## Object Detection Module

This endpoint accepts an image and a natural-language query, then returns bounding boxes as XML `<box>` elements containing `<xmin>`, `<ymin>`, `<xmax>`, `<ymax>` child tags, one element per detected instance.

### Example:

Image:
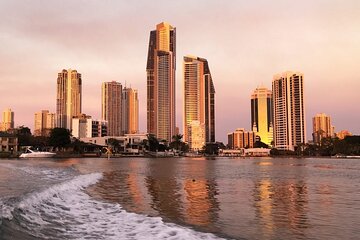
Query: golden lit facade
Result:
<box><xmin>272</xmin><ymin>71</ymin><xmax>306</xmax><ymax>151</ymax></box>
<box><xmin>312</xmin><ymin>113</ymin><xmax>334</xmax><ymax>144</ymax></box>
<box><xmin>187</xmin><ymin>121</ymin><xmax>205</xmax><ymax>151</ymax></box>
<box><xmin>336</xmin><ymin>130</ymin><xmax>352</xmax><ymax>140</ymax></box>
<box><xmin>102</xmin><ymin>81</ymin><xmax>122</xmax><ymax>136</ymax></box>
<box><xmin>183</xmin><ymin>55</ymin><xmax>215</xmax><ymax>148</ymax></box>
<box><xmin>251</xmin><ymin>86</ymin><xmax>273</xmax><ymax>146</ymax></box>
<box><xmin>34</xmin><ymin>110</ymin><xmax>55</xmax><ymax>136</ymax></box>
<box><xmin>122</xmin><ymin>87</ymin><xmax>139</xmax><ymax>134</ymax></box>
<box><xmin>228</xmin><ymin>128</ymin><xmax>256</xmax><ymax>149</ymax></box>
<box><xmin>146</xmin><ymin>22</ymin><xmax>176</xmax><ymax>142</ymax></box>
<box><xmin>56</xmin><ymin>69</ymin><xmax>82</xmax><ymax>130</ymax></box>
<box><xmin>0</xmin><ymin>108</ymin><xmax>14</xmax><ymax>131</ymax></box>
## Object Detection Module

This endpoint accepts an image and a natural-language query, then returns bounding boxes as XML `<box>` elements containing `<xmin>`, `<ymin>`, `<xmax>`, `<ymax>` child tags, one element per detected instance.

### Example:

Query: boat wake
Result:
<box><xmin>0</xmin><ymin>172</ymin><xmax>224</xmax><ymax>240</ymax></box>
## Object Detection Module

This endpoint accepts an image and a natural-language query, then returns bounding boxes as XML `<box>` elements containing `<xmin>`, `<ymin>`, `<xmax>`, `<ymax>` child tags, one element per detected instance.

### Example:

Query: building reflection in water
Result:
<box><xmin>181</xmin><ymin>158</ymin><xmax>220</xmax><ymax>232</ymax></box>
<box><xmin>145</xmin><ymin>159</ymin><xmax>184</xmax><ymax>221</ymax></box>
<box><xmin>124</xmin><ymin>161</ymin><xmax>148</xmax><ymax>212</ymax></box>
<box><xmin>87</xmin><ymin>161</ymin><xmax>154</xmax><ymax>214</ymax></box>
<box><xmin>253</xmin><ymin>178</ymin><xmax>309</xmax><ymax>238</ymax></box>
<box><xmin>183</xmin><ymin>178</ymin><xmax>220</xmax><ymax>227</ymax></box>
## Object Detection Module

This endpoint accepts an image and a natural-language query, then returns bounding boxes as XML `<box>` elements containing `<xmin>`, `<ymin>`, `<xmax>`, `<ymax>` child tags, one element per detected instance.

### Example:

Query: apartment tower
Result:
<box><xmin>312</xmin><ymin>113</ymin><xmax>334</xmax><ymax>144</ymax></box>
<box><xmin>272</xmin><ymin>71</ymin><xmax>306</xmax><ymax>151</ymax></box>
<box><xmin>34</xmin><ymin>110</ymin><xmax>55</xmax><ymax>136</ymax></box>
<box><xmin>146</xmin><ymin>22</ymin><xmax>176</xmax><ymax>142</ymax></box>
<box><xmin>122</xmin><ymin>87</ymin><xmax>139</xmax><ymax>134</ymax></box>
<box><xmin>251</xmin><ymin>86</ymin><xmax>273</xmax><ymax>146</ymax></box>
<box><xmin>183</xmin><ymin>55</ymin><xmax>215</xmax><ymax>148</ymax></box>
<box><xmin>102</xmin><ymin>81</ymin><xmax>122</xmax><ymax>136</ymax></box>
<box><xmin>0</xmin><ymin>108</ymin><xmax>14</xmax><ymax>131</ymax></box>
<box><xmin>56</xmin><ymin>69</ymin><xmax>82</xmax><ymax>130</ymax></box>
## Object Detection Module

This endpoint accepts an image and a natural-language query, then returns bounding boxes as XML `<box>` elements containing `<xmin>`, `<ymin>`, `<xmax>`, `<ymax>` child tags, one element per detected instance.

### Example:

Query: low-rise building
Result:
<box><xmin>228</xmin><ymin>128</ymin><xmax>256</xmax><ymax>149</ymax></box>
<box><xmin>80</xmin><ymin>133</ymin><xmax>147</xmax><ymax>154</ymax></box>
<box><xmin>0</xmin><ymin>132</ymin><xmax>18</xmax><ymax>152</ymax></box>
<box><xmin>336</xmin><ymin>130</ymin><xmax>352</xmax><ymax>140</ymax></box>
<box><xmin>72</xmin><ymin>114</ymin><xmax>107</xmax><ymax>138</ymax></box>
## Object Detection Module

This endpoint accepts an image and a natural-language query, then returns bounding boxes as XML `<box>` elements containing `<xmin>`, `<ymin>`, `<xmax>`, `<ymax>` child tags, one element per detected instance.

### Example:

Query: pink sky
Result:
<box><xmin>0</xmin><ymin>0</ymin><xmax>359</xmax><ymax>143</ymax></box>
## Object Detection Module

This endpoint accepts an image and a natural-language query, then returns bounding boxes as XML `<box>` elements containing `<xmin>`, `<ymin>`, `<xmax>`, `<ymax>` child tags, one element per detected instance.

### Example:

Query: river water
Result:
<box><xmin>0</xmin><ymin>157</ymin><xmax>359</xmax><ymax>239</ymax></box>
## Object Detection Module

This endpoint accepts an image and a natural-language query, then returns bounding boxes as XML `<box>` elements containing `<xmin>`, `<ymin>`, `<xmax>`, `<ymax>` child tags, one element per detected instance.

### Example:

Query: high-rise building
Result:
<box><xmin>122</xmin><ymin>87</ymin><xmax>139</xmax><ymax>134</ymax></box>
<box><xmin>183</xmin><ymin>55</ymin><xmax>215</xmax><ymax>148</ymax></box>
<box><xmin>312</xmin><ymin>113</ymin><xmax>334</xmax><ymax>144</ymax></box>
<box><xmin>102</xmin><ymin>81</ymin><xmax>122</xmax><ymax>136</ymax></box>
<box><xmin>272</xmin><ymin>71</ymin><xmax>306</xmax><ymax>151</ymax></box>
<box><xmin>56</xmin><ymin>69</ymin><xmax>82</xmax><ymax>130</ymax></box>
<box><xmin>251</xmin><ymin>86</ymin><xmax>273</xmax><ymax>146</ymax></box>
<box><xmin>146</xmin><ymin>22</ymin><xmax>176</xmax><ymax>142</ymax></box>
<box><xmin>0</xmin><ymin>108</ymin><xmax>14</xmax><ymax>131</ymax></box>
<box><xmin>228</xmin><ymin>128</ymin><xmax>256</xmax><ymax>149</ymax></box>
<box><xmin>34</xmin><ymin>110</ymin><xmax>55</xmax><ymax>136</ymax></box>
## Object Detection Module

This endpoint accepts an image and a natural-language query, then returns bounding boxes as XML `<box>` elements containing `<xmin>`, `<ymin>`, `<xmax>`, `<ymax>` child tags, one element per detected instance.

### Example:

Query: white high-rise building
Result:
<box><xmin>272</xmin><ymin>71</ymin><xmax>306</xmax><ymax>151</ymax></box>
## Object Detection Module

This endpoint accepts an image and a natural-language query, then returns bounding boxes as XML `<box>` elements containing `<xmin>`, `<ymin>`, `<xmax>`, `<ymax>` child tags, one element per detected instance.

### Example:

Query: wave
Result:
<box><xmin>1</xmin><ymin>172</ymin><xmax>225</xmax><ymax>240</ymax></box>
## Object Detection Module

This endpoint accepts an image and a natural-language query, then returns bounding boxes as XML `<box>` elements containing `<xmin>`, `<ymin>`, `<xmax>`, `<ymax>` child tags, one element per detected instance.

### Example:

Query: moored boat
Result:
<box><xmin>19</xmin><ymin>147</ymin><xmax>56</xmax><ymax>158</ymax></box>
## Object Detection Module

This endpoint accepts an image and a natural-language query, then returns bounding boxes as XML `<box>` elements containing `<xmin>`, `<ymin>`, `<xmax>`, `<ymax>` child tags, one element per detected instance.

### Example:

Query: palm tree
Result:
<box><xmin>170</xmin><ymin>134</ymin><xmax>183</xmax><ymax>151</ymax></box>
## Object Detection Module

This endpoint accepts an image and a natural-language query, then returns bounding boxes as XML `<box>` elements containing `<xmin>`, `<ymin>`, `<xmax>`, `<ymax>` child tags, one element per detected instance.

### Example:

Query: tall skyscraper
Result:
<box><xmin>122</xmin><ymin>87</ymin><xmax>139</xmax><ymax>134</ymax></box>
<box><xmin>56</xmin><ymin>69</ymin><xmax>82</xmax><ymax>130</ymax></box>
<box><xmin>312</xmin><ymin>113</ymin><xmax>334</xmax><ymax>144</ymax></box>
<box><xmin>34</xmin><ymin>110</ymin><xmax>55</xmax><ymax>136</ymax></box>
<box><xmin>183</xmin><ymin>55</ymin><xmax>215</xmax><ymax>148</ymax></box>
<box><xmin>251</xmin><ymin>86</ymin><xmax>273</xmax><ymax>146</ymax></box>
<box><xmin>0</xmin><ymin>108</ymin><xmax>14</xmax><ymax>131</ymax></box>
<box><xmin>272</xmin><ymin>71</ymin><xmax>306</xmax><ymax>151</ymax></box>
<box><xmin>102</xmin><ymin>81</ymin><xmax>122</xmax><ymax>136</ymax></box>
<box><xmin>146</xmin><ymin>22</ymin><xmax>176</xmax><ymax>142</ymax></box>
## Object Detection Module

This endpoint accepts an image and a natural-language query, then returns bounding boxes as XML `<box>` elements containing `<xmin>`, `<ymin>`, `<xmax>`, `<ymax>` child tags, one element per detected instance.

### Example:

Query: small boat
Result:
<box><xmin>19</xmin><ymin>147</ymin><xmax>56</xmax><ymax>158</ymax></box>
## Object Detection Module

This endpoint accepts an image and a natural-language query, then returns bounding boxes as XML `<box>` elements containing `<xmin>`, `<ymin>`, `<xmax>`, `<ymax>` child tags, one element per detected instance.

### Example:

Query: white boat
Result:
<box><xmin>19</xmin><ymin>147</ymin><xmax>56</xmax><ymax>158</ymax></box>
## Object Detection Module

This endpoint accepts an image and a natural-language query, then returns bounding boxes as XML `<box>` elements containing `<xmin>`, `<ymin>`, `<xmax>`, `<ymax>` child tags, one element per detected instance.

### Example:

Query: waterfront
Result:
<box><xmin>1</xmin><ymin>157</ymin><xmax>359</xmax><ymax>239</ymax></box>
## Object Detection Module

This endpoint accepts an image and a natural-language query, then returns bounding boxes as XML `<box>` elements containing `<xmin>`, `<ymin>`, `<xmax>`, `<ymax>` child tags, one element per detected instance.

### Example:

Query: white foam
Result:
<box><xmin>0</xmin><ymin>163</ymin><xmax>72</xmax><ymax>181</ymax></box>
<box><xmin>10</xmin><ymin>172</ymin><xmax>225</xmax><ymax>240</ymax></box>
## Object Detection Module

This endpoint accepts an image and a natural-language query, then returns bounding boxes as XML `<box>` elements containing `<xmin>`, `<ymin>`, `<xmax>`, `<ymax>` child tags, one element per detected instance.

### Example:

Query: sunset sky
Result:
<box><xmin>0</xmin><ymin>0</ymin><xmax>359</xmax><ymax>142</ymax></box>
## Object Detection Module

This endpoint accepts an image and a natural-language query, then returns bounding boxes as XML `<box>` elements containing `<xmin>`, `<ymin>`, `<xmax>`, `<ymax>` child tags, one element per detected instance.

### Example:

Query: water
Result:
<box><xmin>1</xmin><ymin>157</ymin><xmax>360</xmax><ymax>239</ymax></box>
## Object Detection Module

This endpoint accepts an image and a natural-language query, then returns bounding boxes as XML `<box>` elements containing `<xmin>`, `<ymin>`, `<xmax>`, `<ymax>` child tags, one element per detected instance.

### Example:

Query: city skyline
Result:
<box><xmin>1</xmin><ymin>1</ymin><xmax>359</xmax><ymax>143</ymax></box>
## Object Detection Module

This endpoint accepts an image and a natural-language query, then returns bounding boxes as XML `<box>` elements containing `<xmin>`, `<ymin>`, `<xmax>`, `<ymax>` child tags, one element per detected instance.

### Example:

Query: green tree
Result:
<box><xmin>49</xmin><ymin>128</ymin><xmax>71</xmax><ymax>149</ymax></box>
<box><xmin>15</xmin><ymin>126</ymin><xmax>32</xmax><ymax>146</ymax></box>
<box><xmin>107</xmin><ymin>138</ymin><xmax>120</xmax><ymax>153</ymax></box>
<box><xmin>32</xmin><ymin>136</ymin><xmax>50</xmax><ymax>149</ymax></box>
<box><xmin>147</xmin><ymin>134</ymin><xmax>159</xmax><ymax>152</ymax></box>
<box><xmin>169</xmin><ymin>134</ymin><xmax>183</xmax><ymax>151</ymax></box>
<box><xmin>254</xmin><ymin>141</ymin><xmax>269</xmax><ymax>148</ymax></box>
<box><xmin>202</xmin><ymin>142</ymin><xmax>220</xmax><ymax>155</ymax></box>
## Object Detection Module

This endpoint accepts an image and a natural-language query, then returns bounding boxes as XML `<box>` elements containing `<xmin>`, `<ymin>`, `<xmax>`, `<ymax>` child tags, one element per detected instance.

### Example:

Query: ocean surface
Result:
<box><xmin>0</xmin><ymin>157</ymin><xmax>359</xmax><ymax>240</ymax></box>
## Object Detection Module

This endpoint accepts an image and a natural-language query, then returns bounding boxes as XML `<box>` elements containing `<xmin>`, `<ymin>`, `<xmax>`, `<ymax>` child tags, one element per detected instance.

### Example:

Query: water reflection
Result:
<box><xmin>253</xmin><ymin>179</ymin><xmax>309</xmax><ymax>239</ymax></box>
<box><xmin>183</xmin><ymin>179</ymin><xmax>220</xmax><ymax>227</ymax></box>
